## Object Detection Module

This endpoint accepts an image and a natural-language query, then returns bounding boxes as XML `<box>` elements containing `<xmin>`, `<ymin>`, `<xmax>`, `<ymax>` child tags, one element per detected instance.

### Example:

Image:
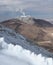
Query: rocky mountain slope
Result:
<box><xmin>0</xmin><ymin>25</ymin><xmax>53</xmax><ymax>65</ymax></box>
<box><xmin>0</xmin><ymin>17</ymin><xmax>53</xmax><ymax>52</ymax></box>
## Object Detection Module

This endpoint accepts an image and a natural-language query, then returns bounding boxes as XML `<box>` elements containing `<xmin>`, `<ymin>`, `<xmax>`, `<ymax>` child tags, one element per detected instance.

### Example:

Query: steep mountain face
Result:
<box><xmin>0</xmin><ymin>24</ymin><xmax>53</xmax><ymax>57</ymax></box>
<box><xmin>0</xmin><ymin>25</ymin><xmax>53</xmax><ymax>65</ymax></box>
<box><xmin>0</xmin><ymin>17</ymin><xmax>53</xmax><ymax>52</ymax></box>
<box><xmin>0</xmin><ymin>17</ymin><xmax>53</xmax><ymax>64</ymax></box>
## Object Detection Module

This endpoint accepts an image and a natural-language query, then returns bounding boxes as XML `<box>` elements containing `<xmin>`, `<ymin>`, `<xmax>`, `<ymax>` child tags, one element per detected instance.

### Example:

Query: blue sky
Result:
<box><xmin>0</xmin><ymin>0</ymin><xmax>53</xmax><ymax>21</ymax></box>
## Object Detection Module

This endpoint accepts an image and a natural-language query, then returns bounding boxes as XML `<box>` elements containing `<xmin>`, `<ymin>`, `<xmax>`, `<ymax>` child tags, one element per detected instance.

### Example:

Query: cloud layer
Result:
<box><xmin>0</xmin><ymin>0</ymin><xmax>53</xmax><ymax>21</ymax></box>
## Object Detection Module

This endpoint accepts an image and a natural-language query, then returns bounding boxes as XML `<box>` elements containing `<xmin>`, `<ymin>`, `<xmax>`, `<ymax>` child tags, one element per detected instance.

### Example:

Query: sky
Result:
<box><xmin>0</xmin><ymin>0</ymin><xmax>53</xmax><ymax>21</ymax></box>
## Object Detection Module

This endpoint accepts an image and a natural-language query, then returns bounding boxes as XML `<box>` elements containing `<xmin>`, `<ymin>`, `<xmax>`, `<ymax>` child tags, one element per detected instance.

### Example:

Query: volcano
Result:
<box><xmin>0</xmin><ymin>17</ymin><xmax>53</xmax><ymax>52</ymax></box>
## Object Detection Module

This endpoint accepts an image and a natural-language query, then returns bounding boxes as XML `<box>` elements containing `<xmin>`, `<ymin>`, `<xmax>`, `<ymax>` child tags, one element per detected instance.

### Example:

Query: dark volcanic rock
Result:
<box><xmin>33</xmin><ymin>18</ymin><xmax>53</xmax><ymax>27</ymax></box>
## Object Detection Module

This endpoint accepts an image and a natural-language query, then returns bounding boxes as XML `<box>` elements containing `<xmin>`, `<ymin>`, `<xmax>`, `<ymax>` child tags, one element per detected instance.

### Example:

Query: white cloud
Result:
<box><xmin>0</xmin><ymin>0</ymin><xmax>53</xmax><ymax>20</ymax></box>
<box><xmin>0</xmin><ymin>37</ymin><xmax>53</xmax><ymax>65</ymax></box>
<box><xmin>0</xmin><ymin>0</ymin><xmax>23</xmax><ymax>11</ymax></box>
<box><xmin>0</xmin><ymin>0</ymin><xmax>53</xmax><ymax>12</ymax></box>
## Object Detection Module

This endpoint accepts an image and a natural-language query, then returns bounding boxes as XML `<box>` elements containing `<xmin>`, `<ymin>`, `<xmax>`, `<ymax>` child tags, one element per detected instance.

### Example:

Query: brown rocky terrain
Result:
<box><xmin>0</xmin><ymin>17</ymin><xmax>53</xmax><ymax>52</ymax></box>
